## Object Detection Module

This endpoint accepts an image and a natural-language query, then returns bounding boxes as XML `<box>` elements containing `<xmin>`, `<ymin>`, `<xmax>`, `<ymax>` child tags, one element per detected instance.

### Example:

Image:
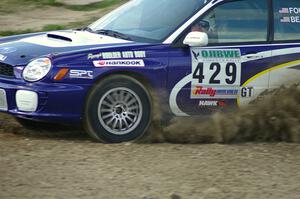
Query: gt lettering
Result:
<box><xmin>241</xmin><ymin>87</ymin><xmax>254</xmax><ymax>98</ymax></box>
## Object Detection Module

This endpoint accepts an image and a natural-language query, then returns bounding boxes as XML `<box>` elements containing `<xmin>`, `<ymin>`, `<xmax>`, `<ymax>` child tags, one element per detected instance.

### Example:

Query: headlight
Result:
<box><xmin>23</xmin><ymin>58</ymin><xmax>52</xmax><ymax>82</ymax></box>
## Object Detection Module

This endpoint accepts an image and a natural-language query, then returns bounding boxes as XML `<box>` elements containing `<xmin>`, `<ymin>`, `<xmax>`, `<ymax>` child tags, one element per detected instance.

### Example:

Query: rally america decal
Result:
<box><xmin>191</xmin><ymin>49</ymin><xmax>241</xmax><ymax>99</ymax></box>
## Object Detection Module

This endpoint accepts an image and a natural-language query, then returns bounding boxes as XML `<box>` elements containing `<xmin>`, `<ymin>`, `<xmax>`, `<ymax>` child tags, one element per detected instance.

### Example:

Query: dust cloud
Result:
<box><xmin>143</xmin><ymin>84</ymin><xmax>300</xmax><ymax>144</ymax></box>
<box><xmin>1</xmin><ymin>85</ymin><xmax>300</xmax><ymax>144</ymax></box>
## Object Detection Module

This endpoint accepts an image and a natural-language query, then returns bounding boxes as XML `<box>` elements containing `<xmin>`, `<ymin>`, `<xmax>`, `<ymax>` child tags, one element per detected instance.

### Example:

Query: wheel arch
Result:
<box><xmin>93</xmin><ymin>70</ymin><xmax>155</xmax><ymax>92</ymax></box>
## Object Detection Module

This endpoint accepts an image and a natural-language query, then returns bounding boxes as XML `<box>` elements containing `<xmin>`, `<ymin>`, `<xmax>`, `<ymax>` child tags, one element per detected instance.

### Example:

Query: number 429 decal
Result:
<box><xmin>191</xmin><ymin>49</ymin><xmax>241</xmax><ymax>86</ymax></box>
<box><xmin>193</xmin><ymin>62</ymin><xmax>238</xmax><ymax>85</ymax></box>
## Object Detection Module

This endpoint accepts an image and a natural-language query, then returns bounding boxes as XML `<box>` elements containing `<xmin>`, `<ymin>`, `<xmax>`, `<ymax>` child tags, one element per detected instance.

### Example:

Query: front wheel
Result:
<box><xmin>83</xmin><ymin>75</ymin><xmax>152</xmax><ymax>143</ymax></box>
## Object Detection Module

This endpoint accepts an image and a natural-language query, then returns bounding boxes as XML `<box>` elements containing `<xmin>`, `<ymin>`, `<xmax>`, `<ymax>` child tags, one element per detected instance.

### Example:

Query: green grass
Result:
<box><xmin>0</xmin><ymin>29</ymin><xmax>34</xmax><ymax>37</ymax></box>
<box><xmin>21</xmin><ymin>0</ymin><xmax>63</xmax><ymax>6</ymax></box>
<box><xmin>42</xmin><ymin>24</ymin><xmax>67</xmax><ymax>31</ymax></box>
<box><xmin>40</xmin><ymin>17</ymin><xmax>98</xmax><ymax>31</ymax></box>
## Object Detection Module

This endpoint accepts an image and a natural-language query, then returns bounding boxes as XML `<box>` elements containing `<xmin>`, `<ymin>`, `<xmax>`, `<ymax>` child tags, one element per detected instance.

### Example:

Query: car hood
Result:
<box><xmin>0</xmin><ymin>30</ymin><xmax>132</xmax><ymax>66</ymax></box>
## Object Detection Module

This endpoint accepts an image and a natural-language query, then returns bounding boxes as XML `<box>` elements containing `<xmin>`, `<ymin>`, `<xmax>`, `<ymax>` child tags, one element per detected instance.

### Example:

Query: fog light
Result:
<box><xmin>16</xmin><ymin>90</ymin><xmax>38</xmax><ymax>112</ymax></box>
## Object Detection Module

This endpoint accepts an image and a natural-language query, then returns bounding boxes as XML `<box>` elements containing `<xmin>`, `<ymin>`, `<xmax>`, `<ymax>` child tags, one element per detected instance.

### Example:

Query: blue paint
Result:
<box><xmin>0</xmin><ymin>0</ymin><xmax>300</xmax><ymax>124</ymax></box>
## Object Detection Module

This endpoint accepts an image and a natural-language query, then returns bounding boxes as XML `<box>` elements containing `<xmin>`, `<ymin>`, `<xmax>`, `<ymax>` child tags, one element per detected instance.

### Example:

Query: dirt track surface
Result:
<box><xmin>0</xmin><ymin>1</ymin><xmax>122</xmax><ymax>32</ymax></box>
<box><xmin>0</xmin><ymin>120</ymin><xmax>300</xmax><ymax>199</ymax></box>
<box><xmin>1</xmin><ymin>1</ymin><xmax>300</xmax><ymax>197</ymax></box>
<box><xmin>0</xmin><ymin>7</ymin><xmax>96</xmax><ymax>31</ymax></box>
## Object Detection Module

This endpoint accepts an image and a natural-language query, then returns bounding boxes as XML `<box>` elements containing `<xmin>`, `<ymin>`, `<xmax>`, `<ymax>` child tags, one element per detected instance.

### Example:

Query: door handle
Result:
<box><xmin>245</xmin><ymin>54</ymin><xmax>264</xmax><ymax>59</ymax></box>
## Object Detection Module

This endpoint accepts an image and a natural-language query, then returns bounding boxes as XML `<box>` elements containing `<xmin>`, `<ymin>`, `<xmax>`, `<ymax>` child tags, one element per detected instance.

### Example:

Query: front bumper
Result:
<box><xmin>0</xmin><ymin>77</ymin><xmax>90</xmax><ymax>124</ymax></box>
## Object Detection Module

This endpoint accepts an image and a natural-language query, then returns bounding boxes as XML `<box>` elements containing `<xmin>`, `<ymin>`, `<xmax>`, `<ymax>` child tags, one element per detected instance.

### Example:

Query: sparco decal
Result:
<box><xmin>93</xmin><ymin>59</ymin><xmax>145</xmax><ymax>67</ymax></box>
<box><xmin>69</xmin><ymin>70</ymin><xmax>94</xmax><ymax>79</ymax></box>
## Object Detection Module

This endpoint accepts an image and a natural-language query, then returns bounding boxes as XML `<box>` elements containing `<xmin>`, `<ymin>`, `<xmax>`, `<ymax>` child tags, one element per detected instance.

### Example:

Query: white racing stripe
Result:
<box><xmin>242</xmin><ymin>46</ymin><xmax>300</xmax><ymax>62</ymax></box>
<box><xmin>169</xmin><ymin>74</ymin><xmax>192</xmax><ymax>116</ymax></box>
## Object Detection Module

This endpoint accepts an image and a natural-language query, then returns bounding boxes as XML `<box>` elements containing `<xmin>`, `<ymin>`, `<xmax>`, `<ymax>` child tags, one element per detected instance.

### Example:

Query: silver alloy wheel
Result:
<box><xmin>97</xmin><ymin>87</ymin><xmax>143</xmax><ymax>135</ymax></box>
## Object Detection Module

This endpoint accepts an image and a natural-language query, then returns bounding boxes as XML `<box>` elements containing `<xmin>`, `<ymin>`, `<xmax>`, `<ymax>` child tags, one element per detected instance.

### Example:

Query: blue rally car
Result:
<box><xmin>0</xmin><ymin>0</ymin><xmax>300</xmax><ymax>142</ymax></box>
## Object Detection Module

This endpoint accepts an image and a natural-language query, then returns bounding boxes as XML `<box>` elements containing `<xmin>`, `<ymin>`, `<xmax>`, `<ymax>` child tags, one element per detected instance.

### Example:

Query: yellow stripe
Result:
<box><xmin>242</xmin><ymin>59</ymin><xmax>300</xmax><ymax>87</ymax></box>
<box><xmin>237</xmin><ymin>59</ymin><xmax>300</xmax><ymax>106</ymax></box>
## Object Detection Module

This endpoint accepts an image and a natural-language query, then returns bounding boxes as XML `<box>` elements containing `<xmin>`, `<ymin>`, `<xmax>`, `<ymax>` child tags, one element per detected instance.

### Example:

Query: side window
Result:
<box><xmin>191</xmin><ymin>0</ymin><xmax>268</xmax><ymax>44</ymax></box>
<box><xmin>274</xmin><ymin>0</ymin><xmax>300</xmax><ymax>41</ymax></box>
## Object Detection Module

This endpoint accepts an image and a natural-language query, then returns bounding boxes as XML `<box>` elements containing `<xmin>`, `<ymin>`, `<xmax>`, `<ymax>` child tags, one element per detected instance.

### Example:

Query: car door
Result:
<box><xmin>268</xmin><ymin>0</ymin><xmax>300</xmax><ymax>90</ymax></box>
<box><xmin>168</xmin><ymin>0</ymin><xmax>273</xmax><ymax>116</ymax></box>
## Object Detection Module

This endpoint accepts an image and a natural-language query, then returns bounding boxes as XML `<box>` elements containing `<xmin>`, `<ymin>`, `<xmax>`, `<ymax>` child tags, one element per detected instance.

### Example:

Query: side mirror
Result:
<box><xmin>183</xmin><ymin>32</ymin><xmax>208</xmax><ymax>47</ymax></box>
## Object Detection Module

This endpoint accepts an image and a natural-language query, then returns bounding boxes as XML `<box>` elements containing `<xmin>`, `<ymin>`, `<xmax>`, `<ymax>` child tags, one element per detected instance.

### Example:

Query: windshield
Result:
<box><xmin>89</xmin><ymin>0</ymin><xmax>207</xmax><ymax>43</ymax></box>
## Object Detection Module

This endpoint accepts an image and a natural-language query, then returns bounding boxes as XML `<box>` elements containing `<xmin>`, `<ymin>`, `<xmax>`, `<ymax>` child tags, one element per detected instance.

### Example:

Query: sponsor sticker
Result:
<box><xmin>0</xmin><ymin>54</ymin><xmax>7</xmax><ymax>61</ymax></box>
<box><xmin>198</xmin><ymin>100</ymin><xmax>226</xmax><ymax>107</ymax></box>
<box><xmin>133</xmin><ymin>51</ymin><xmax>146</xmax><ymax>58</ymax></box>
<box><xmin>69</xmin><ymin>70</ymin><xmax>93</xmax><ymax>79</ymax></box>
<box><xmin>93</xmin><ymin>59</ymin><xmax>145</xmax><ymax>67</ymax></box>
<box><xmin>190</xmin><ymin>49</ymin><xmax>241</xmax><ymax>99</ymax></box>
<box><xmin>87</xmin><ymin>51</ymin><xmax>146</xmax><ymax>60</ymax></box>
<box><xmin>240</xmin><ymin>87</ymin><xmax>254</xmax><ymax>98</ymax></box>
<box><xmin>192</xmin><ymin>86</ymin><xmax>238</xmax><ymax>99</ymax></box>
<box><xmin>102</xmin><ymin>52</ymin><xmax>122</xmax><ymax>59</ymax></box>
<box><xmin>192</xmin><ymin>49</ymin><xmax>241</xmax><ymax>62</ymax></box>
<box><xmin>87</xmin><ymin>53</ymin><xmax>102</xmax><ymax>60</ymax></box>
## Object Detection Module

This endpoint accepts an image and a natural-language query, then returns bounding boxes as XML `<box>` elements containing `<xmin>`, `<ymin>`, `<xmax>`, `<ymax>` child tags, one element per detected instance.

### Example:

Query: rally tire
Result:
<box><xmin>83</xmin><ymin>75</ymin><xmax>152</xmax><ymax>143</ymax></box>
